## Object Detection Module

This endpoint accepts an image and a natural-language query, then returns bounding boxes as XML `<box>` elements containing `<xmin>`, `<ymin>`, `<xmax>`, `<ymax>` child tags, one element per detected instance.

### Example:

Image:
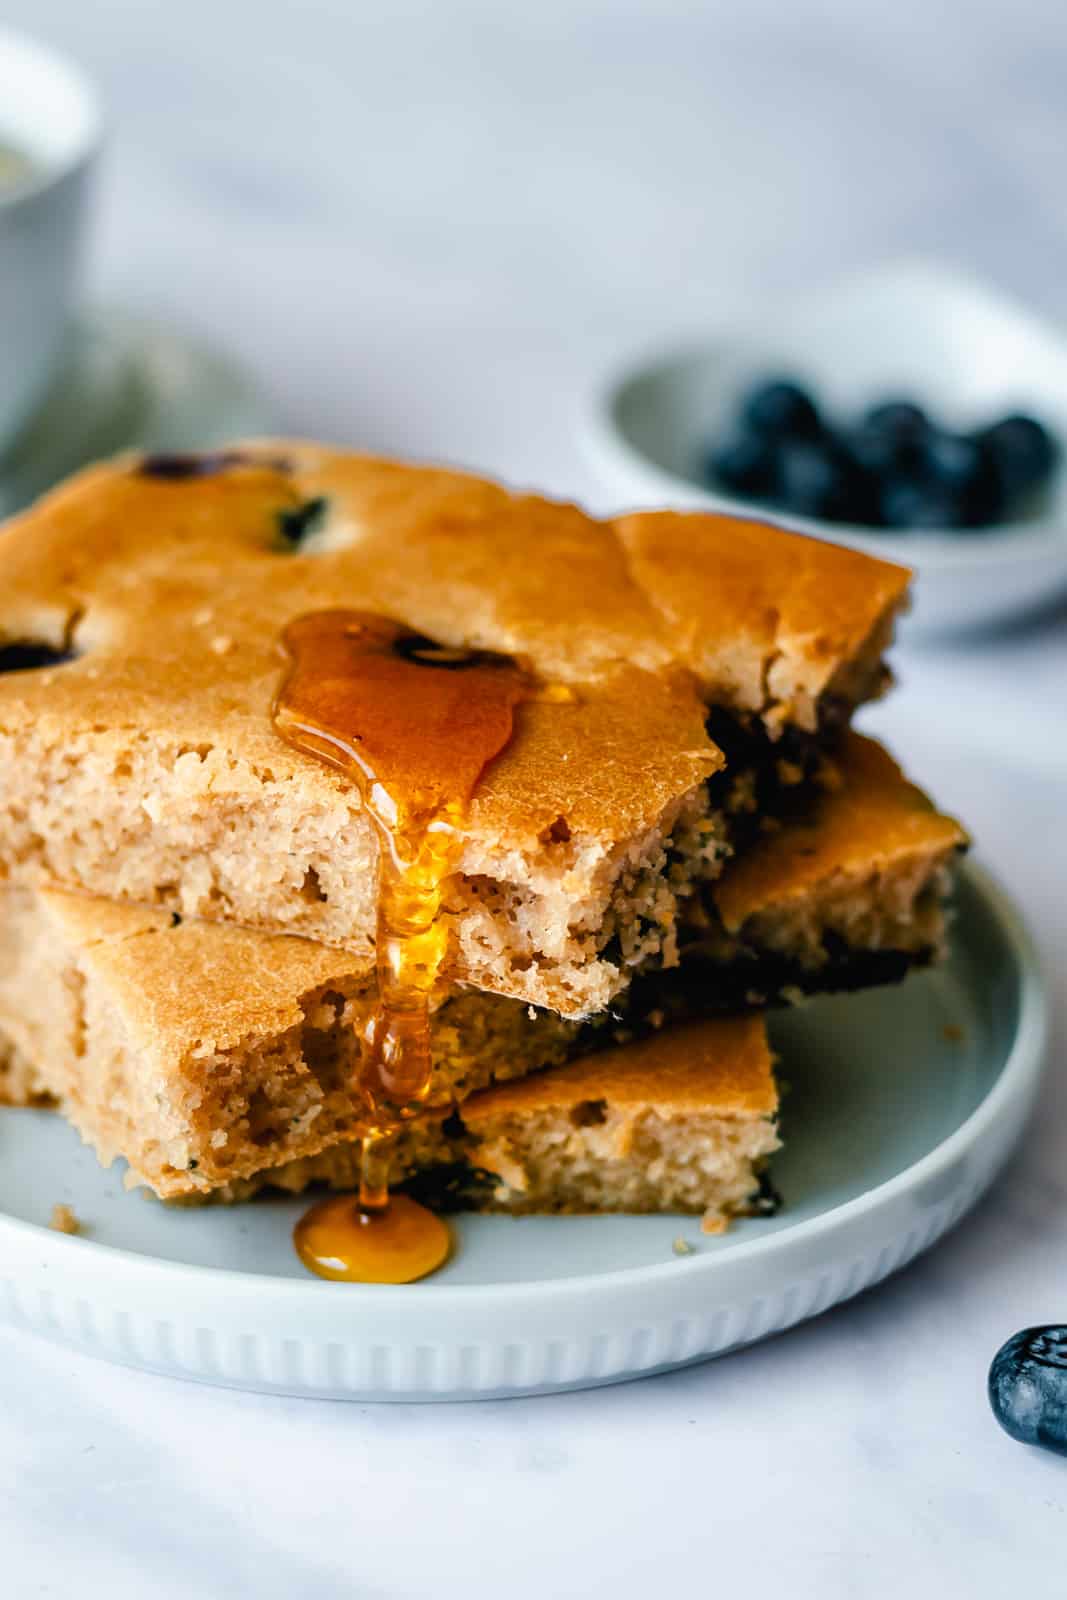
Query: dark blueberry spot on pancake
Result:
<box><xmin>570</xmin><ymin>1099</ymin><xmax>607</xmax><ymax>1128</ymax></box>
<box><xmin>391</xmin><ymin>632</ymin><xmax>507</xmax><ymax>671</ymax></box>
<box><xmin>750</xmin><ymin>1171</ymin><xmax>782</xmax><ymax>1215</ymax></box>
<box><xmin>402</xmin><ymin>1160</ymin><xmax>498</xmax><ymax>1212</ymax></box>
<box><xmin>0</xmin><ymin>641</ymin><xmax>77</xmax><ymax>673</ymax></box>
<box><xmin>437</xmin><ymin>1110</ymin><xmax>467</xmax><ymax>1141</ymax></box>
<box><xmin>137</xmin><ymin>451</ymin><xmax>293</xmax><ymax>480</ymax></box>
<box><xmin>703</xmin><ymin>700</ymin><xmax>844</xmax><ymax>855</ymax></box>
<box><xmin>615</xmin><ymin>941</ymin><xmax>926</xmax><ymax>1026</ymax></box>
<box><xmin>138</xmin><ymin>452</ymin><xmax>232</xmax><ymax>480</ymax></box>
<box><xmin>277</xmin><ymin>495</ymin><xmax>329</xmax><ymax>547</ymax></box>
<box><xmin>816</xmin><ymin>693</ymin><xmax>849</xmax><ymax>741</ymax></box>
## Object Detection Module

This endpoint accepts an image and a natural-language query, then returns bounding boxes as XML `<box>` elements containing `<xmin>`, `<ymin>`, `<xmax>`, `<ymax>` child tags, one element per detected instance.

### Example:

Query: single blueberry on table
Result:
<box><xmin>706</xmin><ymin>432</ymin><xmax>776</xmax><ymax>498</ymax></box>
<box><xmin>741</xmin><ymin>379</ymin><xmax>822</xmax><ymax>441</ymax></box>
<box><xmin>989</xmin><ymin>1326</ymin><xmax>1067</xmax><ymax>1456</ymax></box>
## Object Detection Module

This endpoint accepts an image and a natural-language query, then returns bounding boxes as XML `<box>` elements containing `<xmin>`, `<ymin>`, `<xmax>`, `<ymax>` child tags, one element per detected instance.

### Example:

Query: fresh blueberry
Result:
<box><xmin>277</xmin><ymin>495</ymin><xmax>329</xmax><ymax>547</ymax></box>
<box><xmin>848</xmin><ymin>404</ymin><xmax>929</xmax><ymax>481</ymax></box>
<box><xmin>846</xmin><ymin>423</ymin><xmax>903</xmax><ymax>480</ymax></box>
<box><xmin>978</xmin><ymin>413</ymin><xmax>1058</xmax><ymax>498</ymax></box>
<box><xmin>775</xmin><ymin>440</ymin><xmax>857</xmax><ymax>521</ymax></box>
<box><xmin>859</xmin><ymin>400</ymin><xmax>930</xmax><ymax>473</ymax></box>
<box><xmin>923</xmin><ymin>430</ymin><xmax>984</xmax><ymax>492</ymax></box>
<box><xmin>0</xmin><ymin>641</ymin><xmax>76</xmax><ymax>673</ymax></box>
<box><xmin>879</xmin><ymin>476</ymin><xmax>965</xmax><ymax>530</ymax></box>
<box><xmin>989</xmin><ymin>1326</ymin><xmax>1067</xmax><ymax>1456</ymax></box>
<box><xmin>921</xmin><ymin>431</ymin><xmax>1004</xmax><ymax>526</ymax></box>
<box><xmin>836</xmin><ymin>483</ymin><xmax>881</xmax><ymax>527</ymax></box>
<box><xmin>960</xmin><ymin>467</ymin><xmax>1007</xmax><ymax>528</ymax></box>
<box><xmin>828</xmin><ymin>456</ymin><xmax>881</xmax><ymax>526</ymax></box>
<box><xmin>863</xmin><ymin>399</ymin><xmax>929</xmax><ymax>440</ymax></box>
<box><xmin>707</xmin><ymin>432</ymin><xmax>777</xmax><ymax>498</ymax></box>
<box><xmin>741</xmin><ymin>380</ymin><xmax>822</xmax><ymax>441</ymax></box>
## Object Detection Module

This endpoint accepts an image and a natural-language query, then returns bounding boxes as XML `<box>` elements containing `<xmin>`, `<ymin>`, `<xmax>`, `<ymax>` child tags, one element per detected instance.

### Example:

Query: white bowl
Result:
<box><xmin>0</xmin><ymin>28</ymin><xmax>101</xmax><ymax>451</ymax></box>
<box><xmin>581</xmin><ymin>263</ymin><xmax>1067</xmax><ymax>634</ymax></box>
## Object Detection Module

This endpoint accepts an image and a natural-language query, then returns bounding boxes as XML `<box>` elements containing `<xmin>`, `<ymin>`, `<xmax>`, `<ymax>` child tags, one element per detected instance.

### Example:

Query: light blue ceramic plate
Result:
<box><xmin>0</xmin><ymin>865</ymin><xmax>1046</xmax><ymax>1401</ymax></box>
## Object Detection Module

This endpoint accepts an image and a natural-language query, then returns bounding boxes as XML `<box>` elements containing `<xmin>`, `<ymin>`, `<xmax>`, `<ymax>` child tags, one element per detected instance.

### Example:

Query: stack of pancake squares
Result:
<box><xmin>0</xmin><ymin>444</ymin><xmax>966</xmax><ymax>1230</ymax></box>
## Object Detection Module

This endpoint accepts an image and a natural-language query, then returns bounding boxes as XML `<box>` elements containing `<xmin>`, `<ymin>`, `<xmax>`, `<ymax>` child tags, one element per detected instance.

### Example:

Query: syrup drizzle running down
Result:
<box><xmin>274</xmin><ymin>611</ymin><xmax>532</xmax><ymax>1284</ymax></box>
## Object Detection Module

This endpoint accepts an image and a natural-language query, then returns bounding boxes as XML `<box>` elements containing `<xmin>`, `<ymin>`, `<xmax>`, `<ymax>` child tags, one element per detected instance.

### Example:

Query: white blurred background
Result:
<box><xmin>7</xmin><ymin>0</ymin><xmax>1067</xmax><ymax>470</ymax></box>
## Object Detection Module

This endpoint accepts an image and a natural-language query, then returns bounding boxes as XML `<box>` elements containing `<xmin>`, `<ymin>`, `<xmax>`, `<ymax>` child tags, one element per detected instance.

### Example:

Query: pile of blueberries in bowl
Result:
<box><xmin>706</xmin><ymin>378</ymin><xmax>1059</xmax><ymax>532</ymax></box>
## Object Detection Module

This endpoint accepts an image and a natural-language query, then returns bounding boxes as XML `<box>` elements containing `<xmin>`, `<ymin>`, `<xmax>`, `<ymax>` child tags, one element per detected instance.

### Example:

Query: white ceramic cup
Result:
<box><xmin>0</xmin><ymin>28</ymin><xmax>101</xmax><ymax>452</ymax></box>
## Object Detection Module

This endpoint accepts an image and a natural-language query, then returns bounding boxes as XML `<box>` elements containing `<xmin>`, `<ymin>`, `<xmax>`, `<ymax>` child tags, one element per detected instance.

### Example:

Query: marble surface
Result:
<box><xmin>2</xmin><ymin>2</ymin><xmax>1067</xmax><ymax>1594</ymax></box>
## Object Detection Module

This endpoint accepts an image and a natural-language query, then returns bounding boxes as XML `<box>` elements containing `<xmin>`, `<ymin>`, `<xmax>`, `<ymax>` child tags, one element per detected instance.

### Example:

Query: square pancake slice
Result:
<box><xmin>224</xmin><ymin>1016</ymin><xmax>781</xmax><ymax>1233</ymax></box>
<box><xmin>0</xmin><ymin>444</ymin><xmax>909</xmax><ymax>1016</ymax></box>
<box><xmin>0</xmin><ymin>735</ymin><xmax>961</xmax><ymax>1200</ymax></box>
<box><xmin>682</xmin><ymin>730</ymin><xmax>968</xmax><ymax>1008</ymax></box>
<box><xmin>0</xmin><ymin>887</ymin><xmax>581</xmax><ymax>1197</ymax></box>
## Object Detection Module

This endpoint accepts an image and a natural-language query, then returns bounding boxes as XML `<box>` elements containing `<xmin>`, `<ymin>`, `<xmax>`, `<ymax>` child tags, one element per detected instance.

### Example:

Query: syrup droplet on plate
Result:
<box><xmin>293</xmin><ymin>1192</ymin><xmax>451</xmax><ymax>1285</ymax></box>
<box><xmin>273</xmin><ymin>611</ymin><xmax>534</xmax><ymax>1282</ymax></box>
